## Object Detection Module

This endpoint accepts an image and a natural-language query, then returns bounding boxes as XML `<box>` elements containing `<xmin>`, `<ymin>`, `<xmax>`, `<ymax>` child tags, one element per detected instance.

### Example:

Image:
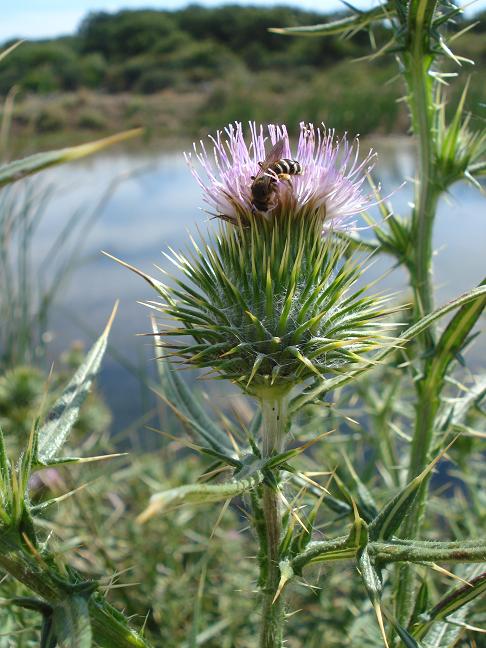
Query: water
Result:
<box><xmin>24</xmin><ymin>137</ymin><xmax>486</xmax><ymax>431</ymax></box>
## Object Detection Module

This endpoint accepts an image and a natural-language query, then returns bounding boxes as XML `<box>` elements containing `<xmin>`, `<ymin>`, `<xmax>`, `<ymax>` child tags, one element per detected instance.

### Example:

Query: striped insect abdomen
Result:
<box><xmin>269</xmin><ymin>159</ymin><xmax>302</xmax><ymax>176</ymax></box>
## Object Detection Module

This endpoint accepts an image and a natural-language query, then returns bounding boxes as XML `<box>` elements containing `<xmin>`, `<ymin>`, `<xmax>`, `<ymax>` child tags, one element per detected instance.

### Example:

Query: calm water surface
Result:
<box><xmin>28</xmin><ymin>137</ymin><xmax>486</xmax><ymax>430</ymax></box>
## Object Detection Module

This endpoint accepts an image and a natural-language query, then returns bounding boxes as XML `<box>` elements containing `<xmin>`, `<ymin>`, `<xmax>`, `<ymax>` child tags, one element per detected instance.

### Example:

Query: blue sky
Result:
<box><xmin>2</xmin><ymin>0</ymin><xmax>485</xmax><ymax>42</ymax></box>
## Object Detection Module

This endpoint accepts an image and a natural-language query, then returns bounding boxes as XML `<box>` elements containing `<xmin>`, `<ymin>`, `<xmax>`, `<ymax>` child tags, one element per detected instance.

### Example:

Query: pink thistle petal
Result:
<box><xmin>185</xmin><ymin>122</ymin><xmax>380</xmax><ymax>231</ymax></box>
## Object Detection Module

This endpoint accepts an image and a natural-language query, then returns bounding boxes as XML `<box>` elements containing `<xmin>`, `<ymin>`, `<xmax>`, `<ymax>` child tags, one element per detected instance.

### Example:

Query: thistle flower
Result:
<box><xmin>125</xmin><ymin>123</ymin><xmax>395</xmax><ymax>400</ymax></box>
<box><xmin>185</xmin><ymin>122</ymin><xmax>377</xmax><ymax>229</ymax></box>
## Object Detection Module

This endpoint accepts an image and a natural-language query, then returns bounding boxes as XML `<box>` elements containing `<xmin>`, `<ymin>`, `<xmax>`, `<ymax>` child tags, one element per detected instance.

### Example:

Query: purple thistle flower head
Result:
<box><xmin>185</xmin><ymin>122</ymin><xmax>378</xmax><ymax>231</ymax></box>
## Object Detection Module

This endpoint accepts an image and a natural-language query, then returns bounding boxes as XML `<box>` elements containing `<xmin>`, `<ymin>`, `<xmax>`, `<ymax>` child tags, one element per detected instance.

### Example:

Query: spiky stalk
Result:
<box><xmin>259</xmin><ymin>398</ymin><xmax>287</xmax><ymax>648</ymax></box>
<box><xmin>395</xmin><ymin>1</ymin><xmax>445</xmax><ymax>629</ymax></box>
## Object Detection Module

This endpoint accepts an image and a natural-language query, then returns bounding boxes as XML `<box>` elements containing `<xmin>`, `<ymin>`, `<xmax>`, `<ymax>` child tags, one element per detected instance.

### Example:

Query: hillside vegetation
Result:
<box><xmin>2</xmin><ymin>5</ymin><xmax>485</xmax><ymax>144</ymax></box>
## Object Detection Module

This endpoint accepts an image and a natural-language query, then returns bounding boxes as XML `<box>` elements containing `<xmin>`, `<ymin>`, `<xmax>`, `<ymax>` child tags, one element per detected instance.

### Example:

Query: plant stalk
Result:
<box><xmin>259</xmin><ymin>396</ymin><xmax>288</xmax><ymax>648</ymax></box>
<box><xmin>396</xmin><ymin>1</ymin><xmax>442</xmax><ymax>629</ymax></box>
<box><xmin>0</xmin><ymin>529</ymin><xmax>152</xmax><ymax>647</ymax></box>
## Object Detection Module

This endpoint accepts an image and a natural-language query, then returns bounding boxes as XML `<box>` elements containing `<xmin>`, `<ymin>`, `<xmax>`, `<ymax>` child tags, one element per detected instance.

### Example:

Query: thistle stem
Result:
<box><xmin>0</xmin><ymin>530</ymin><xmax>152</xmax><ymax>648</ymax></box>
<box><xmin>395</xmin><ymin>4</ymin><xmax>442</xmax><ymax>629</ymax></box>
<box><xmin>258</xmin><ymin>396</ymin><xmax>288</xmax><ymax>648</ymax></box>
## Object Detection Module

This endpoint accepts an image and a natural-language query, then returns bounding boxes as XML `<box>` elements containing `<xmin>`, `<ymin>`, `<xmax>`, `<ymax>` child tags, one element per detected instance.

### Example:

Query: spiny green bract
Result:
<box><xmin>150</xmin><ymin>211</ymin><xmax>394</xmax><ymax>397</ymax></box>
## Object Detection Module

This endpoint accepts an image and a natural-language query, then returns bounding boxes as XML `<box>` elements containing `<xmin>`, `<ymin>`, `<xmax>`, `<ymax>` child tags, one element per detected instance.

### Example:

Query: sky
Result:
<box><xmin>2</xmin><ymin>0</ymin><xmax>485</xmax><ymax>42</ymax></box>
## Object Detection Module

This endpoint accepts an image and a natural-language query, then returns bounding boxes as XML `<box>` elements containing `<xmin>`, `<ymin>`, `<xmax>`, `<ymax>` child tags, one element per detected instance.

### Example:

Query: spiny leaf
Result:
<box><xmin>137</xmin><ymin>473</ymin><xmax>263</xmax><ymax>522</ymax></box>
<box><xmin>340</xmin><ymin>454</ymin><xmax>379</xmax><ymax>522</ymax></box>
<box><xmin>263</xmin><ymin>431</ymin><xmax>333</xmax><ymax>470</ymax></box>
<box><xmin>384</xmin><ymin>611</ymin><xmax>423</xmax><ymax>647</ymax></box>
<box><xmin>0</xmin><ymin>130</ymin><xmax>142</xmax><ymax>188</ymax></box>
<box><xmin>103</xmin><ymin>252</ymin><xmax>167</xmax><ymax>296</ymax></box>
<box><xmin>357</xmin><ymin>548</ymin><xmax>388</xmax><ymax>647</ymax></box>
<box><xmin>31</xmin><ymin>480</ymin><xmax>95</xmax><ymax>514</ymax></box>
<box><xmin>368</xmin><ymin>440</ymin><xmax>454</xmax><ymax>541</ymax></box>
<box><xmin>447</xmin><ymin>374</ymin><xmax>486</xmax><ymax>428</ymax></box>
<box><xmin>272</xmin><ymin>561</ymin><xmax>294</xmax><ymax>604</ymax></box>
<box><xmin>52</xmin><ymin>595</ymin><xmax>92</xmax><ymax>648</ymax></box>
<box><xmin>268</xmin><ymin>2</ymin><xmax>394</xmax><ymax>37</ymax></box>
<box><xmin>426</xmin><ymin>278</ymin><xmax>486</xmax><ymax>390</ymax></box>
<box><xmin>40</xmin><ymin>615</ymin><xmax>57</xmax><ymax>648</ymax></box>
<box><xmin>36</xmin><ymin>303</ymin><xmax>117</xmax><ymax>464</ymax></box>
<box><xmin>152</xmin><ymin>318</ymin><xmax>234</xmax><ymax>455</ymax></box>
<box><xmin>414</xmin><ymin>571</ymin><xmax>486</xmax><ymax>642</ymax></box>
<box><xmin>410</xmin><ymin>579</ymin><xmax>429</xmax><ymax>628</ymax></box>
<box><xmin>358</xmin><ymin>548</ymin><xmax>383</xmax><ymax>604</ymax></box>
<box><xmin>41</xmin><ymin>453</ymin><xmax>127</xmax><ymax>467</ymax></box>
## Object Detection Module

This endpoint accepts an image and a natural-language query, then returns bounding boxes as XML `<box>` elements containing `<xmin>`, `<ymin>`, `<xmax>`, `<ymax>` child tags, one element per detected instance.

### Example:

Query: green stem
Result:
<box><xmin>290</xmin><ymin>535</ymin><xmax>353</xmax><ymax>572</ymax></box>
<box><xmin>289</xmin><ymin>538</ymin><xmax>486</xmax><ymax>572</ymax></box>
<box><xmin>0</xmin><ymin>530</ymin><xmax>152</xmax><ymax>647</ymax></box>
<box><xmin>407</xmin><ymin>28</ymin><xmax>437</xmax><ymax>323</ymax></box>
<box><xmin>396</xmin><ymin>1</ymin><xmax>442</xmax><ymax>629</ymax></box>
<box><xmin>370</xmin><ymin>540</ymin><xmax>486</xmax><ymax>564</ymax></box>
<box><xmin>259</xmin><ymin>396</ymin><xmax>288</xmax><ymax>648</ymax></box>
<box><xmin>260</xmin><ymin>485</ymin><xmax>284</xmax><ymax>648</ymax></box>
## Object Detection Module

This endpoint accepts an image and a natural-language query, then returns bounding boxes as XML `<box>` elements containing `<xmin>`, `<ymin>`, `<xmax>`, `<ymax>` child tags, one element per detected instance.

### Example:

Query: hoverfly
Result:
<box><xmin>250</xmin><ymin>138</ymin><xmax>302</xmax><ymax>213</ymax></box>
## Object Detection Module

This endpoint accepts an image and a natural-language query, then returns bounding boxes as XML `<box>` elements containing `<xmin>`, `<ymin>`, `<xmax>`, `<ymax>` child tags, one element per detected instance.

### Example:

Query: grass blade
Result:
<box><xmin>0</xmin><ymin>129</ymin><xmax>142</xmax><ymax>188</ymax></box>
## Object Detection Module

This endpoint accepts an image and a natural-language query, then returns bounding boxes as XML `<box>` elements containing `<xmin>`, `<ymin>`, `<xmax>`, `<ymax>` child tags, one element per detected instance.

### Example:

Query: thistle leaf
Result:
<box><xmin>269</xmin><ymin>2</ymin><xmax>394</xmax><ymax>37</ymax></box>
<box><xmin>426</xmin><ymin>278</ymin><xmax>486</xmax><ymax>391</ymax></box>
<box><xmin>40</xmin><ymin>615</ymin><xmax>57</xmax><ymax>648</ymax></box>
<box><xmin>448</xmin><ymin>374</ymin><xmax>486</xmax><ymax>428</ymax></box>
<box><xmin>357</xmin><ymin>548</ymin><xmax>388</xmax><ymax>647</ymax></box>
<box><xmin>137</xmin><ymin>473</ymin><xmax>263</xmax><ymax>522</ymax></box>
<box><xmin>272</xmin><ymin>561</ymin><xmax>294</xmax><ymax>603</ymax></box>
<box><xmin>152</xmin><ymin>319</ymin><xmax>234</xmax><ymax>455</ymax></box>
<box><xmin>368</xmin><ymin>441</ymin><xmax>453</xmax><ymax>541</ymax></box>
<box><xmin>52</xmin><ymin>596</ymin><xmax>92</xmax><ymax>648</ymax></box>
<box><xmin>0</xmin><ymin>425</ymin><xmax>9</xmax><ymax>486</ymax></box>
<box><xmin>358</xmin><ymin>548</ymin><xmax>383</xmax><ymax>604</ymax></box>
<box><xmin>36</xmin><ymin>304</ymin><xmax>117</xmax><ymax>464</ymax></box>
<box><xmin>339</xmin><ymin>454</ymin><xmax>379</xmax><ymax>522</ymax></box>
<box><xmin>384</xmin><ymin>613</ymin><xmax>423</xmax><ymax>647</ymax></box>
<box><xmin>0</xmin><ymin>130</ymin><xmax>142</xmax><ymax>188</ymax></box>
<box><xmin>415</xmin><ymin>570</ymin><xmax>486</xmax><ymax>642</ymax></box>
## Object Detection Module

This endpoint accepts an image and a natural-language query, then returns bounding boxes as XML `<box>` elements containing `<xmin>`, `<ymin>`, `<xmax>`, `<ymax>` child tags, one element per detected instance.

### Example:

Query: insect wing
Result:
<box><xmin>261</xmin><ymin>138</ymin><xmax>286</xmax><ymax>170</ymax></box>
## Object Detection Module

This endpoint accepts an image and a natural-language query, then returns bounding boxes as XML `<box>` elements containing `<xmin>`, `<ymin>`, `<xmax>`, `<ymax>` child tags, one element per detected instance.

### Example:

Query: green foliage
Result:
<box><xmin>1</xmin><ymin>5</ymin><xmax>484</xmax><ymax>144</ymax></box>
<box><xmin>0</xmin><ymin>310</ymin><xmax>153</xmax><ymax>647</ymax></box>
<box><xmin>4</xmin><ymin>7</ymin><xmax>484</xmax><ymax>142</ymax></box>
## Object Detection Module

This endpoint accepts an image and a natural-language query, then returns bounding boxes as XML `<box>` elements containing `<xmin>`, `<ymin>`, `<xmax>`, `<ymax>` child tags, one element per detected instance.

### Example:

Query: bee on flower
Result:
<box><xmin>185</xmin><ymin>122</ymin><xmax>378</xmax><ymax>231</ymax></box>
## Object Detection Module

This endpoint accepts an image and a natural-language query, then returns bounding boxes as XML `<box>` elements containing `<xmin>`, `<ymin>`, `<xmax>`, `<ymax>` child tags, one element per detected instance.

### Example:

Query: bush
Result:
<box><xmin>35</xmin><ymin>105</ymin><xmax>66</xmax><ymax>132</ymax></box>
<box><xmin>136</xmin><ymin>69</ymin><xmax>174</xmax><ymax>94</ymax></box>
<box><xmin>77</xmin><ymin>109</ymin><xmax>107</xmax><ymax>130</ymax></box>
<box><xmin>80</xmin><ymin>52</ymin><xmax>107</xmax><ymax>88</ymax></box>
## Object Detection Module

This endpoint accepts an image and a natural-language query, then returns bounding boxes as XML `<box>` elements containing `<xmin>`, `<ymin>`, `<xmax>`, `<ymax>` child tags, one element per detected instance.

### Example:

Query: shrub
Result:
<box><xmin>35</xmin><ymin>105</ymin><xmax>66</xmax><ymax>132</ymax></box>
<box><xmin>77</xmin><ymin>109</ymin><xmax>107</xmax><ymax>130</ymax></box>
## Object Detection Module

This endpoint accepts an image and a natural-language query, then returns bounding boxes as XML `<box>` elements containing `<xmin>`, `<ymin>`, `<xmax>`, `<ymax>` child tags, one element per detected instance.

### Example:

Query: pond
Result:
<box><xmin>24</xmin><ymin>136</ymin><xmax>486</xmax><ymax>432</ymax></box>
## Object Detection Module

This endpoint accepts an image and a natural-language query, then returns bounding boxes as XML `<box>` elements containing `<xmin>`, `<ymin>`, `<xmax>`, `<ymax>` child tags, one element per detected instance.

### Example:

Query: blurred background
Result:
<box><xmin>1</xmin><ymin>0</ymin><xmax>485</xmax><ymax>435</ymax></box>
<box><xmin>0</xmin><ymin>5</ymin><xmax>485</xmax><ymax>645</ymax></box>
